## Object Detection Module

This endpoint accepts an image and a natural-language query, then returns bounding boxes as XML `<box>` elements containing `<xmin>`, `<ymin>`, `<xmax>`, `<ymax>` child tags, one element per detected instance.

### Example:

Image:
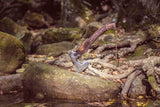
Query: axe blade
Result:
<box><xmin>69</xmin><ymin>51</ymin><xmax>90</xmax><ymax>72</ymax></box>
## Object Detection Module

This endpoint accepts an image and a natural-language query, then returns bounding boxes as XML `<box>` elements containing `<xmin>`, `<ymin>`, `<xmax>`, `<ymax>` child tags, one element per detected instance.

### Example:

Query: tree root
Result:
<box><xmin>121</xmin><ymin>70</ymin><xmax>141</xmax><ymax>100</ymax></box>
<box><xmin>127</xmin><ymin>56</ymin><xmax>160</xmax><ymax>95</ymax></box>
<box><xmin>88</xmin><ymin>58</ymin><xmax>123</xmax><ymax>73</ymax></box>
<box><xmin>87</xmin><ymin>56</ymin><xmax>160</xmax><ymax>100</ymax></box>
<box><xmin>148</xmin><ymin>74</ymin><xmax>160</xmax><ymax>94</ymax></box>
<box><xmin>93</xmin><ymin>26</ymin><xmax>160</xmax><ymax>59</ymax></box>
<box><xmin>88</xmin><ymin>65</ymin><xmax>135</xmax><ymax>79</ymax></box>
<box><xmin>87</xmin><ymin>58</ymin><xmax>135</xmax><ymax>79</ymax></box>
<box><xmin>94</xmin><ymin>31</ymin><xmax>147</xmax><ymax>57</ymax></box>
<box><xmin>127</xmin><ymin>56</ymin><xmax>160</xmax><ymax>75</ymax></box>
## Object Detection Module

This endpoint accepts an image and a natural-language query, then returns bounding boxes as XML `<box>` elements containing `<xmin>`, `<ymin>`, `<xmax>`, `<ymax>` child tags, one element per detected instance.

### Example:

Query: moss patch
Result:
<box><xmin>0</xmin><ymin>31</ymin><xmax>25</xmax><ymax>73</ymax></box>
<box><xmin>36</xmin><ymin>41</ymin><xmax>74</xmax><ymax>56</ymax></box>
<box><xmin>23</xmin><ymin>11</ymin><xmax>45</xmax><ymax>28</ymax></box>
<box><xmin>42</xmin><ymin>28</ymin><xmax>82</xmax><ymax>44</ymax></box>
<box><xmin>0</xmin><ymin>17</ymin><xmax>27</xmax><ymax>36</ymax></box>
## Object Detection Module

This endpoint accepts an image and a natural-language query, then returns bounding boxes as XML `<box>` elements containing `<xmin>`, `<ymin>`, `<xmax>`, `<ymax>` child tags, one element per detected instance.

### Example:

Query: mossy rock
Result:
<box><xmin>42</xmin><ymin>28</ymin><xmax>82</xmax><ymax>44</ymax></box>
<box><xmin>23</xmin><ymin>11</ymin><xmax>46</xmax><ymax>28</ymax></box>
<box><xmin>36</xmin><ymin>41</ymin><xmax>74</xmax><ymax>56</ymax></box>
<box><xmin>0</xmin><ymin>17</ymin><xmax>32</xmax><ymax>53</ymax></box>
<box><xmin>128</xmin><ymin>74</ymin><xmax>146</xmax><ymax>98</ymax></box>
<box><xmin>23</xmin><ymin>62</ymin><xmax>121</xmax><ymax>101</ymax></box>
<box><xmin>0</xmin><ymin>31</ymin><xmax>25</xmax><ymax>74</ymax></box>
<box><xmin>0</xmin><ymin>17</ymin><xmax>27</xmax><ymax>36</ymax></box>
<box><xmin>20</xmin><ymin>32</ymin><xmax>32</xmax><ymax>54</ymax></box>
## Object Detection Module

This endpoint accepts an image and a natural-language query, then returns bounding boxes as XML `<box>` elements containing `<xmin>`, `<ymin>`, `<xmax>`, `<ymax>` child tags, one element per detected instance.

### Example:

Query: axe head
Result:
<box><xmin>69</xmin><ymin>51</ymin><xmax>90</xmax><ymax>72</ymax></box>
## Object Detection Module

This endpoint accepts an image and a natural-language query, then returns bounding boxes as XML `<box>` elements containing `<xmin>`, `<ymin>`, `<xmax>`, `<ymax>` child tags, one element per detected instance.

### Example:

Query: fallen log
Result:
<box><xmin>23</xmin><ymin>62</ymin><xmax>121</xmax><ymax>102</ymax></box>
<box><xmin>0</xmin><ymin>74</ymin><xmax>23</xmax><ymax>94</ymax></box>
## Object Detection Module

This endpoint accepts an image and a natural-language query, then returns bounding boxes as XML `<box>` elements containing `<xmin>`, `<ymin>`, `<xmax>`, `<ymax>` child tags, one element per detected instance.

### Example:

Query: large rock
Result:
<box><xmin>41</xmin><ymin>28</ymin><xmax>82</xmax><ymax>44</ymax></box>
<box><xmin>19</xmin><ymin>32</ymin><xmax>32</xmax><ymax>54</ymax></box>
<box><xmin>0</xmin><ymin>17</ymin><xmax>27</xmax><ymax>36</ymax></box>
<box><xmin>23</xmin><ymin>62</ymin><xmax>120</xmax><ymax>101</ymax></box>
<box><xmin>128</xmin><ymin>74</ymin><xmax>147</xmax><ymax>98</ymax></box>
<box><xmin>23</xmin><ymin>11</ymin><xmax>52</xmax><ymax>28</ymax></box>
<box><xmin>0</xmin><ymin>17</ymin><xmax>32</xmax><ymax>53</ymax></box>
<box><xmin>0</xmin><ymin>31</ymin><xmax>25</xmax><ymax>73</ymax></box>
<box><xmin>36</xmin><ymin>41</ymin><xmax>74</xmax><ymax>56</ymax></box>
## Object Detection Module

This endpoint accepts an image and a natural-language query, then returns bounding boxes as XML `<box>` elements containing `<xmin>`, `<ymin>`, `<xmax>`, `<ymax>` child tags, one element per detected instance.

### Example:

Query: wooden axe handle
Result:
<box><xmin>75</xmin><ymin>23</ymin><xmax>116</xmax><ymax>56</ymax></box>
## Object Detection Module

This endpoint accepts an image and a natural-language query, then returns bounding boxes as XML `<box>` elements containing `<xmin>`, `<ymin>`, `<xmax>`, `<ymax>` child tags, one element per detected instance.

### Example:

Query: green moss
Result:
<box><xmin>0</xmin><ymin>31</ymin><xmax>24</xmax><ymax>50</ymax></box>
<box><xmin>94</xmin><ymin>40</ymin><xmax>110</xmax><ymax>45</ymax></box>
<box><xmin>148</xmin><ymin>74</ymin><xmax>160</xmax><ymax>92</ymax></box>
<box><xmin>147</xmin><ymin>25</ymin><xmax>160</xmax><ymax>38</ymax></box>
<box><xmin>155</xmin><ymin>25</ymin><xmax>160</xmax><ymax>31</ymax></box>
<box><xmin>104</xmin><ymin>30</ymin><xmax>116</xmax><ymax>34</ymax></box>
<box><xmin>125</xmin><ymin>44</ymin><xmax>148</xmax><ymax>60</ymax></box>
<box><xmin>148</xmin><ymin>75</ymin><xmax>156</xmax><ymax>83</ymax></box>
<box><xmin>36</xmin><ymin>41</ymin><xmax>74</xmax><ymax>56</ymax></box>
<box><xmin>134</xmin><ymin>45</ymin><xmax>147</xmax><ymax>56</ymax></box>
<box><xmin>0</xmin><ymin>31</ymin><xmax>25</xmax><ymax>73</ymax></box>
<box><xmin>27</xmin><ymin>13</ymin><xmax>43</xmax><ymax>21</ymax></box>
<box><xmin>43</xmin><ymin>28</ymin><xmax>82</xmax><ymax>43</ymax></box>
<box><xmin>0</xmin><ymin>17</ymin><xmax>28</xmax><ymax>38</ymax></box>
<box><xmin>0</xmin><ymin>17</ymin><xmax>20</xmax><ymax>35</ymax></box>
<box><xmin>0</xmin><ymin>32</ymin><xmax>25</xmax><ymax>60</ymax></box>
<box><xmin>154</xmin><ymin>25</ymin><xmax>160</xmax><ymax>36</ymax></box>
<box><xmin>24</xmin><ymin>11</ymin><xmax>45</xmax><ymax>28</ymax></box>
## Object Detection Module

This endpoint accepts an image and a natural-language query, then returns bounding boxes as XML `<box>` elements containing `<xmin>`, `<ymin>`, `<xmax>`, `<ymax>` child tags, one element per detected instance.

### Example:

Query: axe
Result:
<box><xmin>69</xmin><ymin>23</ymin><xmax>116</xmax><ymax>72</ymax></box>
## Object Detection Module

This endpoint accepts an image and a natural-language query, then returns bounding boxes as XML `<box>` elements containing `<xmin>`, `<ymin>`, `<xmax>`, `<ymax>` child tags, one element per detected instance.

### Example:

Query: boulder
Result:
<box><xmin>0</xmin><ymin>17</ymin><xmax>27</xmax><ymax>36</ymax></box>
<box><xmin>0</xmin><ymin>31</ymin><xmax>25</xmax><ymax>74</ymax></box>
<box><xmin>23</xmin><ymin>11</ymin><xmax>51</xmax><ymax>28</ymax></box>
<box><xmin>19</xmin><ymin>32</ymin><xmax>32</xmax><ymax>54</ymax></box>
<box><xmin>36</xmin><ymin>41</ymin><xmax>74</xmax><ymax>56</ymax></box>
<box><xmin>23</xmin><ymin>62</ymin><xmax>121</xmax><ymax>101</ymax></box>
<box><xmin>0</xmin><ymin>17</ymin><xmax>32</xmax><ymax>53</ymax></box>
<box><xmin>128</xmin><ymin>74</ymin><xmax>147</xmax><ymax>98</ymax></box>
<box><xmin>41</xmin><ymin>28</ymin><xmax>82</xmax><ymax>44</ymax></box>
